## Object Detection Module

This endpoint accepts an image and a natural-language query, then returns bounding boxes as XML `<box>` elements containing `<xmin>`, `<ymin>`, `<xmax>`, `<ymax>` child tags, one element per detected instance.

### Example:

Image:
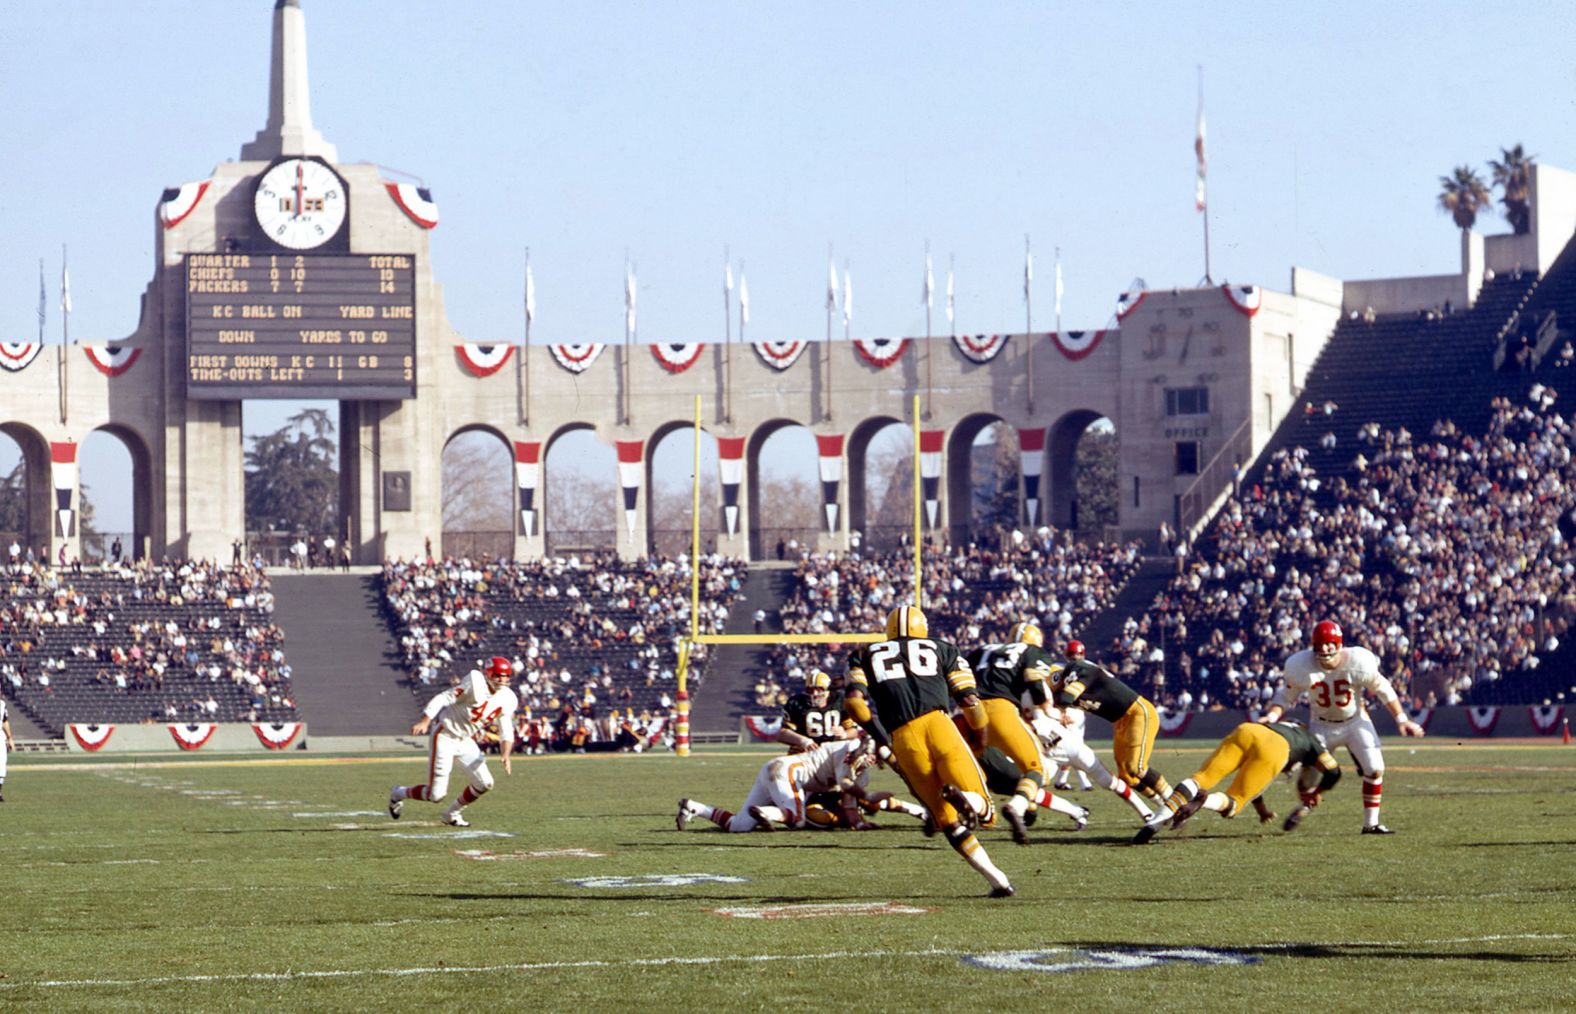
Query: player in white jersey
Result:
<box><xmin>389</xmin><ymin>656</ymin><xmax>518</xmax><ymax>827</ymax></box>
<box><xmin>1030</xmin><ymin>707</ymin><xmax>1154</xmax><ymax>824</ymax></box>
<box><xmin>1260</xmin><ymin>620</ymin><xmax>1424</xmax><ymax>834</ymax></box>
<box><xmin>0</xmin><ymin>697</ymin><xmax>13</xmax><ymax>801</ymax></box>
<box><xmin>676</xmin><ymin>736</ymin><xmax>895</xmax><ymax>832</ymax></box>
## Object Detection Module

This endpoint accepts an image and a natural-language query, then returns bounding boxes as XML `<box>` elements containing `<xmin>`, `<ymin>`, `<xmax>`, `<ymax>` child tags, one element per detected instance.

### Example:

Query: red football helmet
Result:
<box><xmin>1064</xmin><ymin>639</ymin><xmax>1085</xmax><ymax>661</ymax></box>
<box><xmin>1311</xmin><ymin>621</ymin><xmax>1343</xmax><ymax>669</ymax></box>
<box><xmin>484</xmin><ymin>656</ymin><xmax>514</xmax><ymax>689</ymax></box>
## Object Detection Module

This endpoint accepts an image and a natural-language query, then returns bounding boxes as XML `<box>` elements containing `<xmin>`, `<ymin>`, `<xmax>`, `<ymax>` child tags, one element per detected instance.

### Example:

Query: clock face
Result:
<box><xmin>253</xmin><ymin>158</ymin><xmax>348</xmax><ymax>250</ymax></box>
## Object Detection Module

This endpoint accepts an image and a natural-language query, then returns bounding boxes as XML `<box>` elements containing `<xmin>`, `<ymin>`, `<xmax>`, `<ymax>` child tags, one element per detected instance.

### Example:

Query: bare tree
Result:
<box><xmin>442</xmin><ymin>432</ymin><xmax>513</xmax><ymax>532</ymax></box>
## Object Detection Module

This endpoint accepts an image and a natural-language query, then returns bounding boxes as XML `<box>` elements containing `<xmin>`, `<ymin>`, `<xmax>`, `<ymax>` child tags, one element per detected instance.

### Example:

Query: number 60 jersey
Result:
<box><xmin>1278</xmin><ymin>644</ymin><xmax>1397</xmax><ymax>722</ymax></box>
<box><xmin>846</xmin><ymin>635</ymin><xmax>976</xmax><ymax>731</ymax></box>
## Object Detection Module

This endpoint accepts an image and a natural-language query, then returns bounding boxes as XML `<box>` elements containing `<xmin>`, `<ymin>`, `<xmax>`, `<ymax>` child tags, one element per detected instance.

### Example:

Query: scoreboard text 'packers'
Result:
<box><xmin>185</xmin><ymin>253</ymin><xmax>417</xmax><ymax>400</ymax></box>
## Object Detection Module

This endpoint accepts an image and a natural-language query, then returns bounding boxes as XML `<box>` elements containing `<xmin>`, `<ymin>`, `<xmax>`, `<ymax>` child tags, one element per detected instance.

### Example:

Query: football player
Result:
<box><xmin>1049</xmin><ymin>639</ymin><xmax>1180</xmax><ymax>815</ymax></box>
<box><xmin>963</xmin><ymin>621</ymin><xmax>1061</xmax><ymax>845</ymax></box>
<box><xmin>1259</xmin><ymin>620</ymin><xmax>1424</xmax><ymax>834</ymax></box>
<box><xmin>776</xmin><ymin>669</ymin><xmax>857</xmax><ymax>752</ymax></box>
<box><xmin>0</xmin><ymin>694</ymin><xmax>12</xmax><ymax>801</ymax></box>
<box><xmin>843</xmin><ymin>605</ymin><xmax>1015</xmax><ymax>898</ymax></box>
<box><xmin>1135</xmin><ymin>719</ymin><xmax>1341</xmax><ymax>843</ymax></box>
<box><xmin>1030</xmin><ymin>706</ymin><xmax>1155</xmax><ymax>825</ymax></box>
<box><xmin>389</xmin><ymin>656</ymin><xmax>518</xmax><ymax>827</ymax></box>
<box><xmin>676</xmin><ymin>735</ymin><xmax>881</xmax><ymax>831</ymax></box>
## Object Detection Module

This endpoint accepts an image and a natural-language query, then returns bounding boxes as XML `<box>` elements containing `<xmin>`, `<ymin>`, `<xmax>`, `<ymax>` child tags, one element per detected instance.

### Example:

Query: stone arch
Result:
<box><xmin>1048</xmin><ymin>408</ymin><xmax>1110</xmax><ymax>531</ymax></box>
<box><xmin>81</xmin><ymin>423</ymin><xmax>154</xmax><ymax>562</ymax></box>
<box><xmin>848</xmin><ymin>414</ymin><xmax>907</xmax><ymax>552</ymax></box>
<box><xmin>0</xmin><ymin>421</ymin><xmax>52</xmax><ymax>557</ymax></box>
<box><xmin>746</xmin><ymin>417</ymin><xmax>816</xmax><ymax>561</ymax></box>
<box><xmin>945</xmin><ymin>412</ymin><xmax>1013</xmax><ymax>547</ymax></box>
<box><xmin>542</xmin><ymin>422</ymin><xmax>615</xmax><ymax>557</ymax></box>
<box><xmin>441</xmin><ymin>423</ymin><xmax>514</xmax><ymax>561</ymax></box>
<box><xmin>645</xmin><ymin>419</ymin><xmax>720</xmax><ymax>557</ymax></box>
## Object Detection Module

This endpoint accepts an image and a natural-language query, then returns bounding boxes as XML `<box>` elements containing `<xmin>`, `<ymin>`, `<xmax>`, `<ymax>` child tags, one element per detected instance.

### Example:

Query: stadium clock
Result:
<box><xmin>252</xmin><ymin>157</ymin><xmax>348</xmax><ymax>250</ymax></box>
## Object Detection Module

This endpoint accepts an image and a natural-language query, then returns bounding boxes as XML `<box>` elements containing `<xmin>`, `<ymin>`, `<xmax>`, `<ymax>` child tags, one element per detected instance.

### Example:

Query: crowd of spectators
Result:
<box><xmin>765</xmin><ymin>530</ymin><xmax>1144</xmax><ymax>688</ymax></box>
<box><xmin>1119</xmin><ymin>389</ymin><xmax>1576</xmax><ymax>712</ymax></box>
<box><xmin>0</xmin><ymin>557</ymin><xmax>297</xmax><ymax>732</ymax></box>
<box><xmin>381</xmin><ymin>552</ymin><xmax>747</xmax><ymax>751</ymax></box>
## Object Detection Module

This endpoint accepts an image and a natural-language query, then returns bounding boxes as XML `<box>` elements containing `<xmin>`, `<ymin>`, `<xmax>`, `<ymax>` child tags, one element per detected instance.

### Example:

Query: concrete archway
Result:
<box><xmin>0</xmin><ymin>421</ymin><xmax>52</xmax><ymax>560</ymax></box>
<box><xmin>746</xmin><ymin>418</ymin><xmax>816</xmax><ymax>561</ymax></box>
<box><xmin>441</xmin><ymin>424</ymin><xmax>514</xmax><ymax>561</ymax></box>
<box><xmin>848</xmin><ymin>415</ymin><xmax>907</xmax><ymax>552</ymax></box>
<box><xmin>543</xmin><ymin>423</ymin><xmax>615</xmax><ymax>557</ymax></box>
<box><xmin>945</xmin><ymin>413</ymin><xmax>1016</xmax><ymax>548</ymax></box>
<box><xmin>1048</xmin><ymin>409</ymin><xmax>1110</xmax><ymax>531</ymax></box>
<box><xmin>81</xmin><ymin>424</ymin><xmax>153</xmax><ymax>562</ymax></box>
<box><xmin>645</xmin><ymin>420</ymin><xmax>719</xmax><ymax>557</ymax></box>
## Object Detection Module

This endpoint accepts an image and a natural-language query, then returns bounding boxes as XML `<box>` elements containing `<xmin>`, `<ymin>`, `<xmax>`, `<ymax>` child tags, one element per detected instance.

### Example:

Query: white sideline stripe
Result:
<box><xmin>0</xmin><ymin>933</ymin><xmax>1566</xmax><ymax>991</ymax></box>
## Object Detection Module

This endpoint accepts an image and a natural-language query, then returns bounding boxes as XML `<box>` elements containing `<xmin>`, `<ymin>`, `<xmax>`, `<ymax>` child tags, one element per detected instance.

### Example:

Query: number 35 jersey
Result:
<box><xmin>1277</xmin><ymin>645</ymin><xmax>1397</xmax><ymax>723</ymax></box>
<box><xmin>846</xmin><ymin>636</ymin><xmax>975</xmax><ymax>732</ymax></box>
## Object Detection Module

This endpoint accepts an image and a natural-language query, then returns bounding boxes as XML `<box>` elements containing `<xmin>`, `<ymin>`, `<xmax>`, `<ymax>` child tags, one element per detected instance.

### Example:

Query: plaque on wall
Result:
<box><xmin>383</xmin><ymin>471</ymin><xmax>412</xmax><ymax>512</ymax></box>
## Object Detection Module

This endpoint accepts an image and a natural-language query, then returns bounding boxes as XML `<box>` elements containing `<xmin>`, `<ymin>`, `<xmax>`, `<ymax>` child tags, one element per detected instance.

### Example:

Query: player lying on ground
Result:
<box><xmin>1028</xmin><ymin>707</ymin><xmax>1155</xmax><ymax>825</ymax></box>
<box><xmin>676</xmin><ymin>735</ymin><xmax>922</xmax><ymax>831</ymax></box>
<box><xmin>388</xmin><ymin>656</ymin><xmax>516</xmax><ymax>828</ymax></box>
<box><xmin>1134</xmin><ymin>719</ymin><xmax>1341</xmax><ymax>844</ymax></box>
<box><xmin>844</xmin><ymin>605</ymin><xmax>1016</xmax><ymax>898</ymax></box>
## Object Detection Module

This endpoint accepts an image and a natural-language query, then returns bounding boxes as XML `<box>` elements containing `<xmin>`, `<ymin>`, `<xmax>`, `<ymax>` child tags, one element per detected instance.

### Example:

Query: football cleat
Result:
<box><xmin>1170</xmin><ymin>792</ymin><xmax>1208</xmax><ymax>831</ymax></box>
<box><xmin>1361</xmin><ymin>824</ymin><xmax>1395</xmax><ymax>835</ymax></box>
<box><xmin>1132</xmin><ymin>822</ymin><xmax>1161</xmax><ymax>845</ymax></box>
<box><xmin>747</xmin><ymin>805</ymin><xmax>775</xmax><ymax>831</ymax></box>
<box><xmin>441</xmin><ymin>811</ymin><xmax>470</xmax><ymax>828</ymax></box>
<box><xmin>940</xmin><ymin>784</ymin><xmax>979</xmax><ymax>831</ymax></box>
<box><xmin>387</xmin><ymin>787</ymin><xmax>403</xmax><ymax>820</ymax></box>
<box><xmin>1070</xmin><ymin>806</ymin><xmax>1090</xmax><ymax>832</ymax></box>
<box><xmin>675</xmin><ymin>798</ymin><xmax>693</xmax><ymax>831</ymax></box>
<box><xmin>1004</xmin><ymin>805</ymin><xmax>1031</xmax><ymax>846</ymax></box>
<box><xmin>988</xmin><ymin>884</ymin><xmax>1017</xmax><ymax>899</ymax></box>
<box><xmin>1283</xmin><ymin>805</ymin><xmax>1310</xmax><ymax>833</ymax></box>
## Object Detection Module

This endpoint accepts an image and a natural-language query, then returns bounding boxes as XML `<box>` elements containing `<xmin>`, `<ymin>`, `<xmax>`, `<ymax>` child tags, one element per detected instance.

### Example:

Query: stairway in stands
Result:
<box><xmin>689</xmin><ymin>561</ymin><xmax>797</xmax><ymax>735</ymax></box>
<box><xmin>1076</xmin><ymin>555</ymin><xmax>1176</xmax><ymax>652</ymax></box>
<box><xmin>270</xmin><ymin>573</ymin><xmax>414</xmax><ymax>736</ymax></box>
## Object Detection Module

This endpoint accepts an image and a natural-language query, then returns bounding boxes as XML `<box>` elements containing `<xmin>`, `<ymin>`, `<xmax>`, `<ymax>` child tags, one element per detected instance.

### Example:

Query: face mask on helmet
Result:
<box><xmin>1311</xmin><ymin>621</ymin><xmax>1343</xmax><ymax>669</ymax></box>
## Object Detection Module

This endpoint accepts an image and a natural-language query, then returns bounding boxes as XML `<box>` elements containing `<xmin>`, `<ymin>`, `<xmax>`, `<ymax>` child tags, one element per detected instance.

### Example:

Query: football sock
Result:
<box><xmin>877</xmin><ymin>797</ymin><xmax>927</xmax><ymax>819</ymax></box>
<box><xmin>1043</xmin><ymin>792</ymin><xmax>1085</xmax><ymax>819</ymax></box>
<box><xmin>1362</xmin><ymin>776</ymin><xmax>1383</xmax><ymax>828</ymax></box>
<box><xmin>1111</xmin><ymin>779</ymin><xmax>1154</xmax><ymax>818</ymax></box>
<box><xmin>945</xmin><ymin>824</ymin><xmax>1012</xmax><ymax>892</ymax></box>
<box><xmin>1202</xmin><ymin>791</ymin><xmax>1231</xmax><ymax>814</ymax></box>
<box><xmin>1076</xmin><ymin>771</ymin><xmax>1094</xmax><ymax>790</ymax></box>
<box><xmin>405</xmin><ymin>784</ymin><xmax>432</xmax><ymax>802</ymax></box>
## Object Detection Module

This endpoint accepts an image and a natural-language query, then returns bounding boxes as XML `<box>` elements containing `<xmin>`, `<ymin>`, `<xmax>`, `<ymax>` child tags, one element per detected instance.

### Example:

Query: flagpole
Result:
<box><xmin>1054</xmin><ymin>246</ymin><xmax>1064</xmax><ymax>336</ymax></box>
<box><xmin>60</xmin><ymin>245</ymin><xmax>70</xmax><ymax>425</ymax></box>
<box><xmin>1197</xmin><ymin>65</ymin><xmax>1213</xmax><ymax>284</ymax></box>
<box><xmin>924</xmin><ymin>244</ymin><xmax>933</xmax><ymax>420</ymax></box>
<box><xmin>723</xmin><ymin>247</ymin><xmax>733</xmax><ymax>424</ymax></box>
<box><xmin>38</xmin><ymin>259</ymin><xmax>47</xmax><ymax>345</ymax></box>
<box><xmin>519</xmin><ymin>247</ymin><xmax>530</xmax><ymax>427</ymax></box>
<box><xmin>1024</xmin><ymin>235</ymin><xmax>1034</xmax><ymax>415</ymax></box>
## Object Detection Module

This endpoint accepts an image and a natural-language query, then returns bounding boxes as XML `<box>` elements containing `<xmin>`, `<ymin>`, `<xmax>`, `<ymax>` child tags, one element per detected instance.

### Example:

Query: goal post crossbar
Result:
<box><xmin>690</xmin><ymin>632</ymin><xmax>884</xmax><ymax>646</ymax></box>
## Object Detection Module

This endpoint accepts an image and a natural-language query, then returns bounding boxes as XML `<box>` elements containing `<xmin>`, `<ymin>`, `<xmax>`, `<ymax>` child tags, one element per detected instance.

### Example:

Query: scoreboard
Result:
<box><xmin>185</xmin><ymin>253</ymin><xmax>417</xmax><ymax>399</ymax></box>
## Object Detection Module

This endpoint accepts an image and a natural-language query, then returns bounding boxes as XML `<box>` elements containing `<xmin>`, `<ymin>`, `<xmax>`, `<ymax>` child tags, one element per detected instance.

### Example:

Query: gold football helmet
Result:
<box><xmin>885</xmin><ymin>605</ymin><xmax>928</xmax><ymax>639</ymax></box>
<box><xmin>1007</xmin><ymin>621</ymin><xmax>1044</xmax><ymax>647</ymax></box>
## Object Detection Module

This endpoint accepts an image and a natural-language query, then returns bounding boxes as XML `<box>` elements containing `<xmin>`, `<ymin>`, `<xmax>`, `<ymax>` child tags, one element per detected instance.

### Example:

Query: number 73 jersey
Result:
<box><xmin>846</xmin><ymin>636</ymin><xmax>975</xmax><ymax>731</ymax></box>
<box><xmin>1278</xmin><ymin>645</ymin><xmax>1397</xmax><ymax>723</ymax></box>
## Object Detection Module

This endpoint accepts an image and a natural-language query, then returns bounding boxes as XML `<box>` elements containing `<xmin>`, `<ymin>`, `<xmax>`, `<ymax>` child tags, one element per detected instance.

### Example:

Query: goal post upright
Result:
<box><xmin>677</xmin><ymin>394</ymin><xmax>703</xmax><ymax>757</ymax></box>
<box><xmin>912</xmin><ymin>393</ymin><xmax>923</xmax><ymax>609</ymax></box>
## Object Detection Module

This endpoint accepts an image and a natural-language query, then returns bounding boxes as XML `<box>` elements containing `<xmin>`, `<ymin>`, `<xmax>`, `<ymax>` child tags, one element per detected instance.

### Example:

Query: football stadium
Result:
<box><xmin>1</xmin><ymin>3</ymin><xmax>1572</xmax><ymax>1009</ymax></box>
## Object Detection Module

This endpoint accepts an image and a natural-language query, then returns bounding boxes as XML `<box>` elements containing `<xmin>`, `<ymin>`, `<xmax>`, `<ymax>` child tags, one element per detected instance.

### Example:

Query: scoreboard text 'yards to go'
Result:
<box><xmin>185</xmin><ymin>253</ymin><xmax>418</xmax><ymax>400</ymax></box>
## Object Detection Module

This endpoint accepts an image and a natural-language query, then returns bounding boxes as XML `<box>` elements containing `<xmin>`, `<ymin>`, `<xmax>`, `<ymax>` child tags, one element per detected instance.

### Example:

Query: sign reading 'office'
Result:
<box><xmin>185</xmin><ymin>253</ymin><xmax>417</xmax><ymax>399</ymax></box>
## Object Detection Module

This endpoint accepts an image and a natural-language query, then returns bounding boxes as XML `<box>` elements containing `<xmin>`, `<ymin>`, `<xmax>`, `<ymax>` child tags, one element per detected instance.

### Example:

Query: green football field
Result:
<box><xmin>0</xmin><ymin>740</ymin><xmax>1571</xmax><ymax>1012</ymax></box>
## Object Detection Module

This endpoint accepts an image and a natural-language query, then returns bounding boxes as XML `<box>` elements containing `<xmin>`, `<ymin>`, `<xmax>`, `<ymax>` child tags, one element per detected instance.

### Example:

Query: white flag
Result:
<box><xmin>946</xmin><ymin>269</ymin><xmax>955</xmax><ymax>325</ymax></box>
<box><xmin>739</xmin><ymin>274</ymin><xmax>750</xmax><ymax>326</ymax></box>
<box><xmin>1195</xmin><ymin>105</ymin><xmax>1207</xmax><ymax>212</ymax></box>
<box><xmin>1023</xmin><ymin>249</ymin><xmax>1033</xmax><ymax>303</ymax></box>
<box><xmin>922</xmin><ymin>254</ymin><xmax>933</xmax><ymax>308</ymax></box>
<box><xmin>1054</xmin><ymin>257</ymin><xmax>1064</xmax><ymax>319</ymax></box>
<box><xmin>842</xmin><ymin>269</ymin><xmax>852</xmax><ymax>326</ymax></box>
<box><xmin>61</xmin><ymin>262</ymin><xmax>72</xmax><ymax>314</ymax></box>
<box><xmin>37</xmin><ymin>260</ymin><xmax>47</xmax><ymax>331</ymax></box>
<box><xmin>525</xmin><ymin>263</ymin><xmax>536</xmax><ymax>325</ymax></box>
<box><xmin>724</xmin><ymin>262</ymin><xmax>734</xmax><ymax>297</ymax></box>
<box><xmin>827</xmin><ymin>260</ymin><xmax>838</xmax><ymax>311</ymax></box>
<box><xmin>624</xmin><ymin>265</ymin><xmax>637</xmax><ymax>334</ymax></box>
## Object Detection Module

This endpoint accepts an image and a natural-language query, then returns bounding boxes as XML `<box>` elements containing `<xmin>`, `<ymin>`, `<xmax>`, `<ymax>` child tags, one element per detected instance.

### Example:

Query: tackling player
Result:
<box><xmin>844</xmin><ymin>605</ymin><xmax>1015</xmax><ymax>898</ymax></box>
<box><xmin>676</xmin><ymin>736</ymin><xmax>882</xmax><ymax>831</ymax></box>
<box><xmin>1029</xmin><ymin>707</ymin><xmax>1155</xmax><ymax>825</ymax></box>
<box><xmin>1135</xmin><ymin>719</ymin><xmax>1341</xmax><ymax>843</ymax></box>
<box><xmin>1259</xmin><ymin>620</ymin><xmax>1424</xmax><ymax>834</ymax></box>
<box><xmin>388</xmin><ymin>656</ymin><xmax>518</xmax><ymax>827</ymax></box>
<box><xmin>964</xmin><ymin>621</ymin><xmax>1060</xmax><ymax>845</ymax></box>
<box><xmin>1049</xmin><ymin>640</ymin><xmax>1180</xmax><ymax>815</ymax></box>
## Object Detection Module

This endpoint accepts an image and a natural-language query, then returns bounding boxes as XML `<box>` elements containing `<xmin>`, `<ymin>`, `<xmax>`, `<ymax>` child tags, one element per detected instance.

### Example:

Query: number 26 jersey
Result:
<box><xmin>846</xmin><ymin>636</ymin><xmax>975</xmax><ymax>731</ymax></box>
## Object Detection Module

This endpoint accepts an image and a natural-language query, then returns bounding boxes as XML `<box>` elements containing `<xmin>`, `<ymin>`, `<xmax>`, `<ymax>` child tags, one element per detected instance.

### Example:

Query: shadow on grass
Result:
<box><xmin>1075</xmin><ymin>939</ymin><xmax>1573</xmax><ymax>965</ymax></box>
<box><xmin>406</xmin><ymin>891</ymin><xmax>957</xmax><ymax>904</ymax></box>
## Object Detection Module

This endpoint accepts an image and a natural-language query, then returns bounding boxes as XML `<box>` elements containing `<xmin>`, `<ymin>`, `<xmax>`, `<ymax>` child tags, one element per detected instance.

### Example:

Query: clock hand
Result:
<box><xmin>294</xmin><ymin>162</ymin><xmax>305</xmax><ymax>219</ymax></box>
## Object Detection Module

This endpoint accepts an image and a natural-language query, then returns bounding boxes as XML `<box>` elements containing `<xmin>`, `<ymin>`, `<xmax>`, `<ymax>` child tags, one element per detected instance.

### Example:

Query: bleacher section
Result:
<box><xmin>0</xmin><ymin>563</ymin><xmax>297</xmax><ymax>736</ymax></box>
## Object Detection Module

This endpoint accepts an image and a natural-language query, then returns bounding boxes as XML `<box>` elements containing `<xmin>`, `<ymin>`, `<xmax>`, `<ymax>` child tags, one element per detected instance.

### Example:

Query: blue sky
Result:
<box><xmin>4</xmin><ymin>2</ymin><xmax>1575</xmax><ymax>530</ymax></box>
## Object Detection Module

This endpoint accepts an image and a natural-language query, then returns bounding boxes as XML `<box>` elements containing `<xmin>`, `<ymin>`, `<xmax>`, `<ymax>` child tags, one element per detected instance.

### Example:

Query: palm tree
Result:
<box><xmin>1489</xmin><ymin>144</ymin><xmax>1536</xmax><ymax>235</ymax></box>
<box><xmin>1438</xmin><ymin>166</ymin><xmax>1492</xmax><ymax>231</ymax></box>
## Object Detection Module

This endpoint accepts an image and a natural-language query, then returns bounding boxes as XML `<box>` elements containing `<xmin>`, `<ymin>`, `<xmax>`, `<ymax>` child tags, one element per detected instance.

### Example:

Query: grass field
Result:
<box><xmin>0</xmin><ymin>740</ymin><xmax>1571</xmax><ymax>1012</ymax></box>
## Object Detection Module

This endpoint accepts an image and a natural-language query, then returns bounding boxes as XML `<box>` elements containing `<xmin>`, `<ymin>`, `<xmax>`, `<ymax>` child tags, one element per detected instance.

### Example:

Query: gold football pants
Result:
<box><xmin>1111</xmin><ymin>696</ymin><xmax>1161</xmax><ymax>787</ymax></box>
<box><xmin>1190</xmin><ymin>723</ymin><xmax>1290</xmax><ymax>817</ymax></box>
<box><xmin>890</xmin><ymin>710</ymin><xmax>995</xmax><ymax>828</ymax></box>
<box><xmin>981</xmin><ymin>697</ymin><xmax>1045</xmax><ymax>780</ymax></box>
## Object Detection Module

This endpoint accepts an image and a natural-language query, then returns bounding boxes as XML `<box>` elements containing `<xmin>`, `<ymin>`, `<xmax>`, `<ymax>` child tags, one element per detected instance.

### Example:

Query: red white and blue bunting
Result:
<box><xmin>1018</xmin><ymin>427</ymin><xmax>1046</xmax><ymax>526</ymax></box>
<box><xmin>852</xmin><ymin>337</ymin><xmax>908</xmax><ymax>369</ymax></box>
<box><xmin>159</xmin><ymin>179</ymin><xmax>211</xmax><ymax>229</ymax></box>
<box><xmin>718</xmin><ymin>436</ymin><xmax>746</xmax><ymax>536</ymax></box>
<box><xmin>753</xmin><ymin>340</ymin><xmax>808</xmax><ymax>371</ymax></box>
<box><xmin>1156</xmin><ymin>707</ymin><xmax>1193</xmax><ymax>737</ymax></box>
<box><xmin>1116</xmin><ymin>290</ymin><xmax>1146</xmax><ymax>322</ymax></box>
<box><xmin>1466</xmin><ymin>706</ymin><xmax>1499</xmax><ymax>736</ymax></box>
<box><xmin>952</xmin><ymin>333</ymin><xmax>1009</xmax><ymax>364</ymax></box>
<box><xmin>455</xmin><ymin>344</ymin><xmax>514</xmax><ymax>377</ymax></box>
<box><xmin>251</xmin><ymin>721</ymin><xmax>303</xmax><ymax>750</ymax></box>
<box><xmin>168</xmin><ymin>723</ymin><xmax>218</xmax><ymax>751</ymax></box>
<box><xmin>550</xmin><ymin>343</ymin><xmax>605</xmax><ymax>374</ymax></box>
<box><xmin>816</xmin><ymin>434</ymin><xmax>844</xmax><ymax>533</ymax></box>
<box><xmin>515</xmin><ymin>441</ymin><xmax>541</xmax><ymax>537</ymax></box>
<box><xmin>651</xmin><ymin>343</ymin><xmax>705</xmax><ymax>374</ymax></box>
<box><xmin>1411</xmin><ymin>707</ymin><xmax>1433</xmax><ymax>733</ymax></box>
<box><xmin>743</xmin><ymin>716</ymin><xmax>784</xmax><ymax>741</ymax></box>
<box><xmin>1050</xmin><ymin>329</ymin><xmax>1107</xmax><ymax>361</ymax></box>
<box><xmin>83</xmin><ymin>345</ymin><xmax>141</xmax><ymax>376</ymax></box>
<box><xmin>920</xmin><ymin>429</ymin><xmax>943</xmax><ymax>529</ymax></box>
<box><xmin>616</xmin><ymin>440</ymin><xmax>644</xmax><ymax>537</ymax></box>
<box><xmin>1528</xmin><ymin>704</ymin><xmax>1564</xmax><ymax>735</ymax></box>
<box><xmin>1221</xmin><ymin>284</ymin><xmax>1263</xmax><ymax>317</ymax></box>
<box><xmin>385</xmin><ymin>182</ymin><xmax>440</xmax><ymax>229</ymax></box>
<box><xmin>0</xmin><ymin>342</ymin><xmax>41</xmax><ymax>372</ymax></box>
<box><xmin>51</xmin><ymin>441</ymin><xmax>77</xmax><ymax>538</ymax></box>
<box><xmin>69</xmin><ymin>723</ymin><xmax>114</xmax><ymax>751</ymax></box>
